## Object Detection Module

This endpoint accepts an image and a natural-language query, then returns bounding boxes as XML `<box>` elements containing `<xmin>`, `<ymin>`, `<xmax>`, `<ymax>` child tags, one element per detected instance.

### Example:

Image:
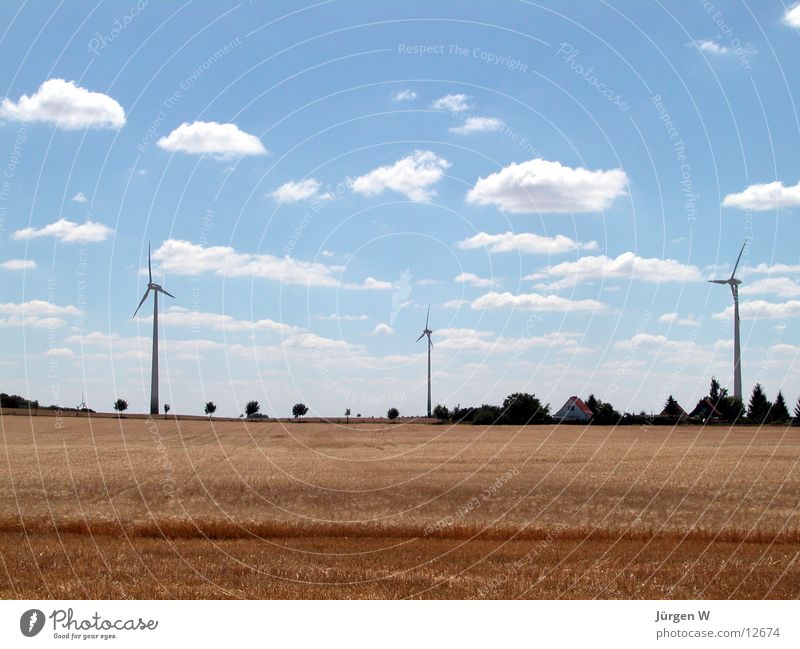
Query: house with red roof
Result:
<box><xmin>554</xmin><ymin>396</ymin><xmax>593</xmax><ymax>422</ymax></box>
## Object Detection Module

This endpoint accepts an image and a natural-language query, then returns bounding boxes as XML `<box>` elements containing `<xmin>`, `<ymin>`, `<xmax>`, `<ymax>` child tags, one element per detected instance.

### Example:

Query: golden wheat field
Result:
<box><xmin>0</xmin><ymin>414</ymin><xmax>798</xmax><ymax>599</ymax></box>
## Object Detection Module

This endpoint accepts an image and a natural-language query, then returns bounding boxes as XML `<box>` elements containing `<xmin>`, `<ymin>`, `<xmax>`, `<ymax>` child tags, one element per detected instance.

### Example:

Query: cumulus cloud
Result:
<box><xmin>526</xmin><ymin>252</ymin><xmax>702</xmax><ymax>290</ymax></box>
<box><xmin>1</xmin><ymin>259</ymin><xmax>36</xmax><ymax>270</ymax></box>
<box><xmin>157</xmin><ymin>121</ymin><xmax>267</xmax><ymax>159</ymax></box>
<box><xmin>71</xmin><ymin>191</ymin><xmax>88</xmax><ymax>203</ymax></box>
<box><xmin>659</xmin><ymin>312</ymin><xmax>699</xmax><ymax>326</ymax></box>
<box><xmin>454</xmin><ymin>272</ymin><xmax>494</xmax><ymax>287</ymax></box>
<box><xmin>0</xmin><ymin>79</ymin><xmax>125</xmax><ymax>129</ymax></box>
<box><xmin>150</xmin><ymin>239</ymin><xmax>388</xmax><ymax>290</ymax></box>
<box><xmin>0</xmin><ymin>300</ymin><xmax>79</xmax><ymax>328</ymax></box>
<box><xmin>457</xmin><ymin>231</ymin><xmax>598</xmax><ymax>254</ymax></box>
<box><xmin>391</xmin><ymin>89</ymin><xmax>417</xmax><ymax>101</ymax></box>
<box><xmin>372</xmin><ymin>323</ymin><xmax>394</xmax><ymax>335</ymax></box>
<box><xmin>311</xmin><ymin>313</ymin><xmax>369</xmax><ymax>321</ymax></box>
<box><xmin>443</xmin><ymin>299</ymin><xmax>469</xmax><ymax>309</ymax></box>
<box><xmin>270</xmin><ymin>178</ymin><xmax>333</xmax><ymax>204</ymax></box>
<box><xmin>361</xmin><ymin>277</ymin><xmax>394</xmax><ymax>290</ymax></box>
<box><xmin>713</xmin><ymin>299</ymin><xmax>800</xmax><ymax>320</ymax></box>
<box><xmin>430</xmin><ymin>93</ymin><xmax>471</xmax><ymax>112</ymax></box>
<box><xmin>46</xmin><ymin>347</ymin><xmax>75</xmax><ymax>357</ymax></box>
<box><xmin>436</xmin><ymin>327</ymin><xmax>581</xmax><ymax>353</ymax></box>
<box><xmin>743</xmin><ymin>262</ymin><xmax>800</xmax><ymax>275</ymax></box>
<box><xmin>12</xmin><ymin>218</ymin><xmax>113</xmax><ymax>243</ymax></box>
<box><xmin>695</xmin><ymin>39</ymin><xmax>729</xmax><ymax>55</ymax></box>
<box><xmin>722</xmin><ymin>180</ymin><xmax>800</xmax><ymax>210</ymax></box>
<box><xmin>138</xmin><ymin>306</ymin><xmax>297</xmax><ymax>334</ymax></box>
<box><xmin>471</xmin><ymin>291</ymin><xmax>605</xmax><ymax>312</ymax></box>
<box><xmin>151</xmin><ymin>239</ymin><xmax>341</xmax><ymax>287</ymax></box>
<box><xmin>349</xmin><ymin>150</ymin><xmax>450</xmax><ymax>202</ymax></box>
<box><xmin>450</xmin><ymin>116</ymin><xmax>505</xmax><ymax>135</ymax></box>
<box><xmin>740</xmin><ymin>277</ymin><xmax>800</xmax><ymax>299</ymax></box>
<box><xmin>466</xmin><ymin>158</ymin><xmax>628</xmax><ymax>214</ymax></box>
<box><xmin>784</xmin><ymin>4</ymin><xmax>800</xmax><ymax>27</ymax></box>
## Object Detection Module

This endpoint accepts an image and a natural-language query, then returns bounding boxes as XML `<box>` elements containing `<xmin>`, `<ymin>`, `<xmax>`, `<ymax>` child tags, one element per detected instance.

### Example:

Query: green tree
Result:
<box><xmin>769</xmin><ymin>390</ymin><xmax>790</xmax><ymax>424</ymax></box>
<box><xmin>501</xmin><ymin>392</ymin><xmax>549</xmax><ymax>425</ymax></box>
<box><xmin>345</xmin><ymin>408</ymin><xmax>351</xmax><ymax>423</ymax></box>
<box><xmin>245</xmin><ymin>400</ymin><xmax>260</xmax><ymax>417</ymax></box>
<box><xmin>747</xmin><ymin>383</ymin><xmax>772</xmax><ymax>424</ymax></box>
<box><xmin>662</xmin><ymin>395</ymin><xmax>683</xmax><ymax>417</ymax></box>
<box><xmin>584</xmin><ymin>395</ymin><xmax>620</xmax><ymax>425</ymax></box>
<box><xmin>709</xmin><ymin>376</ymin><xmax>724</xmax><ymax>405</ymax></box>
<box><xmin>387</xmin><ymin>407</ymin><xmax>399</xmax><ymax>421</ymax></box>
<box><xmin>163</xmin><ymin>403</ymin><xmax>170</xmax><ymax>419</ymax></box>
<box><xmin>472</xmin><ymin>404</ymin><xmax>502</xmax><ymax>425</ymax></box>
<box><xmin>432</xmin><ymin>404</ymin><xmax>450</xmax><ymax>422</ymax></box>
<box><xmin>292</xmin><ymin>403</ymin><xmax>309</xmax><ymax>418</ymax></box>
<box><xmin>113</xmin><ymin>398</ymin><xmax>128</xmax><ymax>414</ymax></box>
<box><xmin>204</xmin><ymin>401</ymin><xmax>217</xmax><ymax>417</ymax></box>
<box><xmin>795</xmin><ymin>396</ymin><xmax>800</xmax><ymax>426</ymax></box>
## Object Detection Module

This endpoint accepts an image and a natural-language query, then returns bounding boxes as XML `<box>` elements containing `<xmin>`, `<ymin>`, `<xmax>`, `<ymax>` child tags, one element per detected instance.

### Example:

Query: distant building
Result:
<box><xmin>555</xmin><ymin>396</ymin><xmax>593</xmax><ymax>422</ymax></box>
<box><xmin>659</xmin><ymin>400</ymin><xmax>688</xmax><ymax>420</ymax></box>
<box><xmin>689</xmin><ymin>398</ymin><xmax>723</xmax><ymax>422</ymax></box>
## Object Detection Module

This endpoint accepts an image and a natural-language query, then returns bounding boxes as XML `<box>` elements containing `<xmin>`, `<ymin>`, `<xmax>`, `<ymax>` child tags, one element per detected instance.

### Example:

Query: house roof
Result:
<box><xmin>689</xmin><ymin>398</ymin><xmax>723</xmax><ymax>418</ymax></box>
<box><xmin>659</xmin><ymin>401</ymin><xmax>688</xmax><ymax>417</ymax></box>
<box><xmin>561</xmin><ymin>396</ymin><xmax>593</xmax><ymax>416</ymax></box>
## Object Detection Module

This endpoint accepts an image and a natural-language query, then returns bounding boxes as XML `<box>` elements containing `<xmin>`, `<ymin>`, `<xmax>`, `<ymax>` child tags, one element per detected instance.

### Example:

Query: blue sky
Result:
<box><xmin>2</xmin><ymin>0</ymin><xmax>799</xmax><ymax>417</ymax></box>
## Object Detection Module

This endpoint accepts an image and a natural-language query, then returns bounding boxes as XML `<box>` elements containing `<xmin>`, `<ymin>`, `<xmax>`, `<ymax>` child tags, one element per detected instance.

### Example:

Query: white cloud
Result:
<box><xmin>443</xmin><ymin>299</ymin><xmax>469</xmax><ymax>309</ymax></box>
<box><xmin>0</xmin><ymin>79</ymin><xmax>125</xmax><ymax>129</ymax></box>
<box><xmin>270</xmin><ymin>178</ymin><xmax>333</xmax><ymax>204</ymax></box>
<box><xmin>361</xmin><ymin>276</ymin><xmax>394</xmax><ymax>290</ymax></box>
<box><xmin>415</xmin><ymin>278</ymin><xmax>442</xmax><ymax>286</ymax></box>
<box><xmin>740</xmin><ymin>277</ymin><xmax>800</xmax><ymax>298</ymax></box>
<box><xmin>454</xmin><ymin>272</ymin><xmax>494</xmax><ymax>288</ymax></box>
<box><xmin>471</xmin><ymin>291</ymin><xmax>605</xmax><ymax>312</ymax></box>
<box><xmin>450</xmin><ymin>116</ymin><xmax>505</xmax><ymax>135</ymax></box>
<box><xmin>151</xmin><ymin>240</ymin><xmax>342</xmax><ymax>287</ymax></box>
<box><xmin>0</xmin><ymin>300</ymin><xmax>79</xmax><ymax>328</ymax></box>
<box><xmin>784</xmin><ymin>4</ymin><xmax>800</xmax><ymax>27</ymax></box>
<box><xmin>320</xmin><ymin>250</ymin><xmax>335</xmax><ymax>258</ymax></box>
<box><xmin>311</xmin><ymin>313</ymin><xmax>369</xmax><ymax>321</ymax></box>
<box><xmin>430</xmin><ymin>93</ymin><xmax>471</xmax><ymax>112</ymax></box>
<box><xmin>372</xmin><ymin>323</ymin><xmax>394</xmax><ymax>335</ymax></box>
<box><xmin>696</xmin><ymin>39</ymin><xmax>729</xmax><ymax>55</ymax></box>
<box><xmin>1</xmin><ymin>259</ymin><xmax>36</xmax><ymax>270</ymax></box>
<box><xmin>659</xmin><ymin>312</ymin><xmax>699</xmax><ymax>326</ymax></box>
<box><xmin>12</xmin><ymin>218</ymin><xmax>113</xmax><ymax>243</ymax></box>
<box><xmin>71</xmin><ymin>191</ymin><xmax>88</xmax><ymax>203</ymax></box>
<box><xmin>743</xmin><ymin>262</ymin><xmax>800</xmax><ymax>275</ymax></box>
<box><xmin>157</xmin><ymin>121</ymin><xmax>266</xmax><ymax>159</ymax></box>
<box><xmin>466</xmin><ymin>158</ymin><xmax>627</xmax><ymax>214</ymax></box>
<box><xmin>349</xmin><ymin>150</ymin><xmax>450</xmax><ymax>202</ymax></box>
<box><xmin>391</xmin><ymin>89</ymin><xmax>417</xmax><ymax>101</ymax></box>
<box><xmin>722</xmin><ymin>180</ymin><xmax>800</xmax><ymax>210</ymax></box>
<box><xmin>614</xmin><ymin>334</ymin><xmax>730</xmax><ymax>361</ymax></box>
<box><xmin>139</xmin><ymin>306</ymin><xmax>296</xmax><ymax>334</ymax></box>
<box><xmin>713</xmin><ymin>299</ymin><xmax>800</xmax><ymax>320</ymax></box>
<box><xmin>457</xmin><ymin>231</ymin><xmax>598</xmax><ymax>254</ymax></box>
<box><xmin>436</xmin><ymin>327</ymin><xmax>583</xmax><ymax>353</ymax></box>
<box><xmin>46</xmin><ymin>347</ymin><xmax>75</xmax><ymax>357</ymax></box>
<box><xmin>527</xmin><ymin>252</ymin><xmax>702</xmax><ymax>290</ymax></box>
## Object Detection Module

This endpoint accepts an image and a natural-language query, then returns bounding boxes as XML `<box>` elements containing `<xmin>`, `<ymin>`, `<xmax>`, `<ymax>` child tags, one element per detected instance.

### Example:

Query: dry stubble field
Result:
<box><xmin>1</xmin><ymin>414</ymin><xmax>798</xmax><ymax>599</ymax></box>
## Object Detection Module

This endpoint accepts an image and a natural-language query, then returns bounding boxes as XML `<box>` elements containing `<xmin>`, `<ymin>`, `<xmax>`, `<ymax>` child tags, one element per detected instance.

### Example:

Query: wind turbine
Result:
<box><xmin>133</xmin><ymin>244</ymin><xmax>175</xmax><ymax>415</ymax></box>
<box><xmin>709</xmin><ymin>241</ymin><xmax>746</xmax><ymax>401</ymax></box>
<box><xmin>416</xmin><ymin>304</ymin><xmax>433</xmax><ymax>417</ymax></box>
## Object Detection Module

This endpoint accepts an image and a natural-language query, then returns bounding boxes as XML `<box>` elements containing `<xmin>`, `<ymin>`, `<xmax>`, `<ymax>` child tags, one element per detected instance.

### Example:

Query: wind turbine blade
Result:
<box><xmin>425</xmin><ymin>303</ymin><xmax>430</xmax><ymax>329</ymax></box>
<box><xmin>428</xmin><ymin>336</ymin><xmax>434</xmax><ymax>350</ymax></box>
<box><xmin>730</xmin><ymin>240</ymin><xmax>746</xmax><ymax>279</ymax></box>
<box><xmin>708</xmin><ymin>279</ymin><xmax>729</xmax><ymax>285</ymax></box>
<box><xmin>416</xmin><ymin>332</ymin><xmax>425</xmax><ymax>342</ymax></box>
<box><xmin>132</xmin><ymin>288</ymin><xmax>151</xmax><ymax>318</ymax></box>
<box><xmin>158</xmin><ymin>287</ymin><xmax>175</xmax><ymax>299</ymax></box>
<box><xmin>148</xmin><ymin>243</ymin><xmax>152</xmax><ymax>284</ymax></box>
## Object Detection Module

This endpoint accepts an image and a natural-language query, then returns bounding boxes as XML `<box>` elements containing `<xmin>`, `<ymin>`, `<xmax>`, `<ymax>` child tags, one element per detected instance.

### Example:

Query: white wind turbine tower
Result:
<box><xmin>709</xmin><ymin>240</ymin><xmax>747</xmax><ymax>401</ymax></box>
<box><xmin>133</xmin><ymin>244</ymin><xmax>175</xmax><ymax>415</ymax></box>
<box><xmin>416</xmin><ymin>304</ymin><xmax>434</xmax><ymax>417</ymax></box>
